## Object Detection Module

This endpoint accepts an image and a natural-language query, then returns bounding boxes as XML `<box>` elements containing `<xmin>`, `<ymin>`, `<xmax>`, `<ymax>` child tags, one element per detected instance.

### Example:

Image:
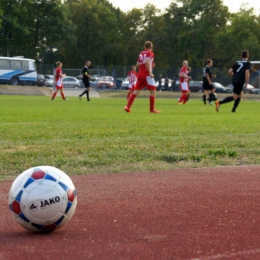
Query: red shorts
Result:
<box><xmin>56</xmin><ymin>84</ymin><xmax>63</xmax><ymax>90</ymax></box>
<box><xmin>135</xmin><ymin>75</ymin><xmax>156</xmax><ymax>91</ymax></box>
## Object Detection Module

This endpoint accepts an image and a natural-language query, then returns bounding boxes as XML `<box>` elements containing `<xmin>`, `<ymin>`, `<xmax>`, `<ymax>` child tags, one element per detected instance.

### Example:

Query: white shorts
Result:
<box><xmin>181</xmin><ymin>82</ymin><xmax>188</xmax><ymax>91</ymax></box>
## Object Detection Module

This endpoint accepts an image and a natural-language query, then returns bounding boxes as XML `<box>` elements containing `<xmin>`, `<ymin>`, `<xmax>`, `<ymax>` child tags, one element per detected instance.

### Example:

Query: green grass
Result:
<box><xmin>1</xmin><ymin>94</ymin><xmax>260</xmax><ymax>181</ymax></box>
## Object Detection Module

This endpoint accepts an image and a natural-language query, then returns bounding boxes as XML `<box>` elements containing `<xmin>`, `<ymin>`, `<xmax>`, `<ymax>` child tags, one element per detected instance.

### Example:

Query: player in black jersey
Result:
<box><xmin>202</xmin><ymin>59</ymin><xmax>216</xmax><ymax>105</ymax></box>
<box><xmin>215</xmin><ymin>50</ymin><xmax>251</xmax><ymax>113</ymax></box>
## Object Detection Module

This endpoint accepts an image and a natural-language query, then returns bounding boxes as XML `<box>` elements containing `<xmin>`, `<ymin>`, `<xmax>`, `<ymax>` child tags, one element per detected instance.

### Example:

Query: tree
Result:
<box><xmin>215</xmin><ymin>8</ymin><xmax>260</xmax><ymax>66</ymax></box>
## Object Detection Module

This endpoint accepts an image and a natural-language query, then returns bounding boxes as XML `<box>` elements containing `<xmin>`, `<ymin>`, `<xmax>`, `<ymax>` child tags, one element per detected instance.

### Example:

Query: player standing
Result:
<box><xmin>127</xmin><ymin>65</ymin><xmax>137</xmax><ymax>100</ymax></box>
<box><xmin>202</xmin><ymin>59</ymin><xmax>216</xmax><ymax>105</ymax></box>
<box><xmin>178</xmin><ymin>60</ymin><xmax>191</xmax><ymax>104</ymax></box>
<box><xmin>124</xmin><ymin>41</ymin><xmax>160</xmax><ymax>113</ymax></box>
<box><xmin>51</xmin><ymin>61</ymin><xmax>67</xmax><ymax>100</ymax></box>
<box><xmin>79</xmin><ymin>60</ymin><xmax>94</xmax><ymax>101</ymax></box>
<box><xmin>215</xmin><ymin>50</ymin><xmax>251</xmax><ymax>113</ymax></box>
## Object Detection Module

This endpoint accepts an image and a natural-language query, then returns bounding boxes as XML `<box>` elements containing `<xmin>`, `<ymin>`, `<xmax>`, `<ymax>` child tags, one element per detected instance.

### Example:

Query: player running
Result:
<box><xmin>124</xmin><ymin>41</ymin><xmax>161</xmax><ymax>113</ymax></box>
<box><xmin>51</xmin><ymin>61</ymin><xmax>67</xmax><ymax>101</ymax></box>
<box><xmin>215</xmin><ymin>50</ymin><xmax>251</xmax><ymax>113</ymax></box>
<box><xmin>127</xmin><ymin>65</ymin><xmax>137</xmax><ymax>100</ymax></box>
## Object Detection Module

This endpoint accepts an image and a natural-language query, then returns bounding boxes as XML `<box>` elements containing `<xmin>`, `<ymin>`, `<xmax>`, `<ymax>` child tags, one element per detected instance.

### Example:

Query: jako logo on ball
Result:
<box><xmin>8</xmin><ymin>166</ymin><xmax>77</xmax><ymax>233</ymax></box>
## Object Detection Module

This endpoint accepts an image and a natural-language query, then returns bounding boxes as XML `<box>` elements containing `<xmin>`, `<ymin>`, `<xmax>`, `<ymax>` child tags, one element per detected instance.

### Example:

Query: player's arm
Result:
<box><xmin>179</xmin><ymin>72</ymin><xmax>191</xmax><ymax>80</ymax></box>
<box><xmin>228</xmin><ymin>68</ymin><xmax>233</xmax><ymax>76</ymax></box>
<box><xmin>84</xmin><ymin>71</ymin><xmax>93</xmax><ymax>80</ymax></box>
<box><xmin>145</xmin><ymin>58</ymin><xmax>154</xmax><ymax>78</ymax></box>
<box><xmin>205</xmin><ymin>73</ymin><xmax>212</xmax><ymax>85</ymax></box>
<box><xmin>244</xmin><ymin>69</ymin><xmax>250</xmax><ymax>88</ymax></box>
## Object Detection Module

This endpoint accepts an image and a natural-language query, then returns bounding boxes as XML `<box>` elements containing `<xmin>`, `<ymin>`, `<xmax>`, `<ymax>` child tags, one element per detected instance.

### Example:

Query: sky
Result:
<box><xmin>110</xmin><ymin>0</ymin><xmax>260</xmax><ymax>14</ymax></box>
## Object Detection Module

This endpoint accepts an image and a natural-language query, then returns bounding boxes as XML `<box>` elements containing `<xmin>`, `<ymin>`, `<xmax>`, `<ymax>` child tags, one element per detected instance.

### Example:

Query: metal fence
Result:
<box><xmin>36</xmin><ymin>64</ymin><xmax>260</xmax><ymax>89</ymax></box>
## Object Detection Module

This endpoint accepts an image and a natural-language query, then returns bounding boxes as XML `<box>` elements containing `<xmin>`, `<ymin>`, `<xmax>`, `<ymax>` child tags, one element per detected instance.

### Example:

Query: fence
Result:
<box><xmin>36</xmin><ymin>64</ymin><xmax>260</xmax><ymax>89</ymax></box>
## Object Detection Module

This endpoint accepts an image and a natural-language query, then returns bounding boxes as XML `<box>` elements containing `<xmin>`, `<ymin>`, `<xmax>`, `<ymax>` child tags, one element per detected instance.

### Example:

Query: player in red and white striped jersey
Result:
<box><xmin>178</xmin><ymin>60</ymin><xmax>191</xmax><ymax>104</ymax></box>
<box><xmin>51</xmin><ymin>61</ymin><xmax>67</xmax><ymax>100</ymax></box>
<box><xmin>127</xmin><ymin>65</ymin><xmax>137</xmax><ymax>100</ymax></box>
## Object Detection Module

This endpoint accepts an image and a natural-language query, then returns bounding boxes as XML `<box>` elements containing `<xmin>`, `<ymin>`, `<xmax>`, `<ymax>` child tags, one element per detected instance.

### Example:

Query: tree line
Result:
<box><xmin>1</xmin><ymin>0</ymin><xmax>260</xmax><ymax>70</ymax></box>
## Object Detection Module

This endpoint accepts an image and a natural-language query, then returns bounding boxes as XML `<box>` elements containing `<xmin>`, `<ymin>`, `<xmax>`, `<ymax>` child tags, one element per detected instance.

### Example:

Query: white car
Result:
<box><xmin>121</xmin><ymin>78</ymin><xmax>129</xmax><ymax>90</ymax></box>
<box><xmin>62</xmin><ymin>76</ymin><xmax>83</xmax><ymax>88</ymax></box>
<box><xmin>44</xmin><ymin>75</ymin><xmax>54</xmax><ymax>87</ymax></box>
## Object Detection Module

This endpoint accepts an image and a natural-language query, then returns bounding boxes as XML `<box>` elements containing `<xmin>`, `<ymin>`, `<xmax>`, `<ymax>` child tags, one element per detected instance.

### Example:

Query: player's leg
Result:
<box><xmin>149</xmin><ymin>89</ymin><xmax>161</xmax><ymax>113</ymax></box>
<box><xmin>125</xmin><ymin>77</ymin><xmax>145</xmax><ymax>112</ymax></box>
<box><xmin>79</xmin><ymin>89</ymin><xmax>86</xmax><ymax>100</ymax></box>
<box><xmin>60</xmin><ymin>88</ymin><xmax>66</xmax><ymax>100</ymax></box>
<box><xmin>202</xmin><ymin>89</ymin><xmax>207</xmax><ymax>105</ymax></box>
<box><xmin>86</xmin><ymin>87</ymin><xmax>91</xmax><ymax>101</ymax></box>
<box><xmin>232</xmin><ymin>92</ymin><xmax>242</xmax><ymax>112</ymax></box>
<box><xmin>124</xmin><ymin>89</ymin><xmax>140</xmax><ymax>112</ymax></box>
<box><xmin>51</xmin><ymin>89</ymin><xmax>58</xmax><ymax>100</ymax></box>
<box><xmin>182</xmin><ymin>93</ymin><xmax>188</xmax><ymax>104</ymax></box>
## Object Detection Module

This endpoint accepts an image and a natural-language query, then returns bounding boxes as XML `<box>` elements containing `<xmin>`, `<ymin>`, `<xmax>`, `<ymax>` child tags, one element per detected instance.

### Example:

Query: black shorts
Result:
<box><xmin>84</xmin><ymin>81</ymin><xmax>90</xmax><ymax>88</ymax></box>
<box><xmin>203</xmin><ymin>84</ymin><xmax>213</xmax><ymax>91</ymax></box>
<box><xmin>232</xmin><ymin>83</ymin><xmax>244</xmax><ymax>95</ymax></box>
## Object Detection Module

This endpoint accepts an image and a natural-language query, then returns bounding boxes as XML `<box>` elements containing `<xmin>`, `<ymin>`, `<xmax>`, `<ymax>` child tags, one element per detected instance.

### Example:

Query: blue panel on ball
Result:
<box><xmin>45</xmin><ymin>174</ymin><xmax>57</xmax><ymax>182</ymax></box>
<box><xmin>15</xmin><ymin>190</ymin><xmax>23</xmax><ymax>202</ymax></box>
<box><xmin>65</xmin><ymin>202</ymin><xmax>72</xmax><ymax>214</ymax></box>
<box><xmin>31</xmin><ymin>222</ymin><xmax>44</xmax><ymax>230</ymax></box>
<box><xmin>58</xmin><ymin>181</ymin><xmax>68</xmax><ymax>192</ymax></box>
<box><xmin>55</xmin><ymin>215</ymin><xmax>65</xmax><ymax>226</ymax></box>
<box><xmin>24</xmin><ymin>177</ymin><xmax>34</xmax><ymax>188</ymax></box>
<box><xmin>19</xmin><ymin>212</ymin><xmax>30</xmax><ymax>223</ymax></box>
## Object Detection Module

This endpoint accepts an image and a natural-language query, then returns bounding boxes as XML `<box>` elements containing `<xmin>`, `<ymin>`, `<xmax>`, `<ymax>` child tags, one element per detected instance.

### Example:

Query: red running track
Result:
<box><xmin>1</xmin><ymin>166</ymin><xmax>260</xmax><ymax>260</ymax></box>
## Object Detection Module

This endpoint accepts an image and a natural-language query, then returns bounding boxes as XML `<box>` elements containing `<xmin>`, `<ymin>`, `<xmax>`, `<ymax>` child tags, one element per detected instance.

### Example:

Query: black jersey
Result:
<box><xmin>231</xmin><ymin>60</ymin><xmax>251</xmax><ymax>85</ymax></box>
<box><xmin>82</xmin><ymin>66</ymin><xmax>90</xmax><ymax>84</ymax></box>
<box><xmin>202</xmin><ymin>65</ymin><xmax>212</xmax><ymax>87</ymax></box>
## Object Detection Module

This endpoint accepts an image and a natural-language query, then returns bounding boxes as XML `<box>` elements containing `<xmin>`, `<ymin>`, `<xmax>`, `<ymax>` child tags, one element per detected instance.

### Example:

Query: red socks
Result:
<box><xmin>179</xmin><ymin>94</ymin><xmax>187</xmax><ymax>104</ymax></box>
<box><xmin>52</xmin><ymin>93</ymin><xmax>57</xmax><ymax>99</ymax></box>
<box><xmin>150</xmin><ymin>96</ymin><xmax>155</xmax><ymax>112</ymax></box>
<box><xmin>126</xmin><ymin>94</ymin><xmax>136</xmax><ymax>108</ymax></box>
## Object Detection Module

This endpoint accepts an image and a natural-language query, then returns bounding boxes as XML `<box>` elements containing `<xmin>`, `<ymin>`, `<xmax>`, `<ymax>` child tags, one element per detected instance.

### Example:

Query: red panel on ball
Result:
<box><xmin>42</xmin><ymin>224</ymin><xmax>57</xmax><ymax>232</ymax></box>
<box><xmin>31</xmin><ymin>170</ymin><xmax>46</xmax><ymax>180</ymax></box>
<box><xmin>67</xmin><ymin>189</ymin><xmax>75</xmax><ymax>202</ymax></box>
<box><xmin>12</xmin><ymin>200</ymin><xmax>21</xmax><ymax>215</ymax></box>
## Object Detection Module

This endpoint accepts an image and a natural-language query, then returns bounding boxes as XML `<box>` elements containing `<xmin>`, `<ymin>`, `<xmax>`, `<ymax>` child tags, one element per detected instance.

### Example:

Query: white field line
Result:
<box><xmin>189</xmin><ymin>248</ymin><xmax>260</xmax><ymax>260</ymax></box>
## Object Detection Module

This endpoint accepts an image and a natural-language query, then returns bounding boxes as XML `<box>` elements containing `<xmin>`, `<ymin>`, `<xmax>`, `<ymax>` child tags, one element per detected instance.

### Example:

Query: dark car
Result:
<box><xmin>35</xmin><ymin>74</ymin><xmax>45</xmax><ymax>87</ymax></box>
<box><xmin>189</xmin><ymin>81</ymin><xmax>203</xmax><ymax>92</ymax></box>
<box><xmin>96</xmin><ymin>76</ymin><xmax>116</xmax><ymax>89</ymax></box>
<box><xmin>212</xmin><ymin>82</ymin><xmax>232</xmax><ymax>93</ymax></box>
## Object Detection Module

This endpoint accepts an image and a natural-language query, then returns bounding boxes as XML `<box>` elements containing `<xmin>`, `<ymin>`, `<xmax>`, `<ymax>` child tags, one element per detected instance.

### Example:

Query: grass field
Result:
<box><xmin>1</xmin><ymin>94</ymin><xmax>260</xmax><ymax>181</ymax></box>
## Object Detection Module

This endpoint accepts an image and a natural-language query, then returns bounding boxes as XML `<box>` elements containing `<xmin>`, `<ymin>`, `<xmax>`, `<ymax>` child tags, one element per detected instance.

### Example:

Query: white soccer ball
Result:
<box><xmin>8</xmin><ymin>166</ymin><xmax>77</xmax><ymax>233</ymax></box>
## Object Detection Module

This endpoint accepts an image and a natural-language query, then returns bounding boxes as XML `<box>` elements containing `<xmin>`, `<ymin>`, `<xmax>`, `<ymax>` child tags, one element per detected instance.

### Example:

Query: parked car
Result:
<box><xmin>44</xmin><ymin>75</ymin><xmax>54</xmax><ymax>87</ymax></box>
<box><xmin>244</xmin><ymin>84</ymin><xmax>259</xmax><ymax>94</ymax></box>
<box><xmin>212</xmin><ymin>82</ymin><xmax>232</xmax><ymax>93</ymax></box>
<box><xmin>96</xmin><ymin>76</ymin><xmax>116</xmax><ymax>89</ymax></box>
<box><xmin>189</xmin><ymin>81</ymin><xmax>203</xmax><ymax>92</ymax></box>
<box><xmin>225</xmin><ymin>83</ymin><xmax>259</xmax><ymax>94</ymax></box>
<box><xmin>35</xmin><ymin>74</ymin><xmax>45</xmax><ymax>87</ymax></box>
<box><xmin>62</xmin><ymin>76</ymin><xmax>83</xmax><ymax>88</ymax></box>
<box><xmin>121</xmin><ymin>77</ymin><xmax>129</xmax><ymax>90</ymax></box>
<box><xmin>115</xmin><ymin>77</ymin><xmax>125</xmax><ymax>89</ymax></box>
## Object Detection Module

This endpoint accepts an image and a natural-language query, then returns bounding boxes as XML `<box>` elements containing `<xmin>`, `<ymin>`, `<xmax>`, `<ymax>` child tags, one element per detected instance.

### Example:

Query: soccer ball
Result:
<box><xmin>8</xmin><ymin>166</ymin><xmax>77</xmax><ymax>233</ymax></box>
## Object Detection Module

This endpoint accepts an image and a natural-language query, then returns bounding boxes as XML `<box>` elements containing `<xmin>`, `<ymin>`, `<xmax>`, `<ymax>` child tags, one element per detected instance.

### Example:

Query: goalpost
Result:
<box><xmin>250</xmin><ymin>61</ymin><xmax>260</xmax><ymax>95</ymax></box>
